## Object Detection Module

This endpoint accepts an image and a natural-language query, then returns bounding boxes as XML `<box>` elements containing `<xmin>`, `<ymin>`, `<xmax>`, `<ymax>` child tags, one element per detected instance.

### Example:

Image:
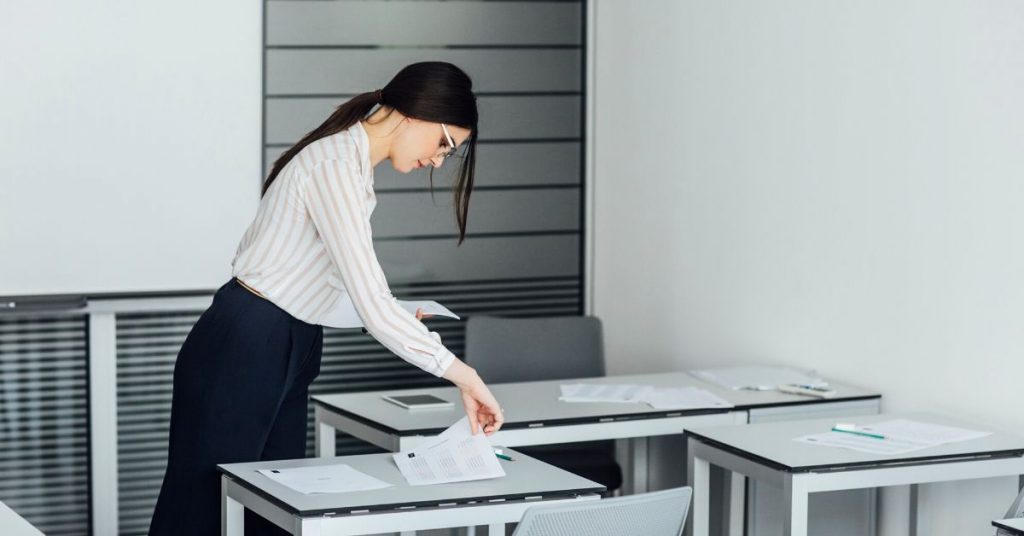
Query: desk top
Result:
<box><xmin>994</xmin><ymin>517</ymin><xmax>1024</xmax><ymax>534</ymax></box>
<box><xmin>312</xmin><ymin>371</ymin><xmax>880</xmax><ymax>436</ymax></box>
<box><xmin>0</xmin><ymin>501</ymin><xmax>43</xmax><ymax>536</ymax></box>
<box><xmin>686</xmin><ymin>412</ymin><xmax>1024</xmax><ymax>473</ymax></box>
<box><xmin>218</xmin><ymin>448</ymin><xmax>604</xmax><ymax>516</ymax></box>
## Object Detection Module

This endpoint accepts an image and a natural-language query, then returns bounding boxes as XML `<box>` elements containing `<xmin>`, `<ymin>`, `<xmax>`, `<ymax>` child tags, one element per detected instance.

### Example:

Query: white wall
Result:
<box><xmin>589</xmin><ymin>1</ymin><xmax>1024</xmax><ymax>534</ymax></box>
<box><xmin>0</xmin><ymin>1</ymin><xmax>261</xmax><ymax>297</ymax></box>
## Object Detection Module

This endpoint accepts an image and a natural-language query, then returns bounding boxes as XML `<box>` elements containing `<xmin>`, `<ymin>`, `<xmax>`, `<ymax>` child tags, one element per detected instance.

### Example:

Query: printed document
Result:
<box><xmin>321</xmin><ymin>293</ymin><xmax>459</xmax><ymax>329</ymax></box>
<box><xmin>393</xmin><ymin>417</ymin><xmax>506</xmax><ymax>486</ymax></box>
<box><xmin>794</xmin><ymin>419</ymin><xmax>992</xmax><ymax>455</ymax></box>
<box><xmin>257</xmin><ymin>464</ymin><xmax>392</xmax><ymax>494</ymax></box>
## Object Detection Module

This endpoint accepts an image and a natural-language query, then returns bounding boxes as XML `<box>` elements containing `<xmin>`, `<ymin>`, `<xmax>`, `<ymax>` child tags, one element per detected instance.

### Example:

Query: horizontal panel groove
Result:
<box><xmin>266</xmin><ymin>44</ymin><xmax>581</xmax><ymax>50</ymax></box>
<box><xmin>266</xmin><ymin>91</ymin><xmax>581</xmax><ymax>99</ymax></box>
<box><xmin>377</xmin><ymin>184</ymin><xmax>580</xmax><ymax>194</ymax></box>
<box><xmin>375</xmin><ymin>230</ymin><xmax>579</xmax><ymax>242</ymax></box>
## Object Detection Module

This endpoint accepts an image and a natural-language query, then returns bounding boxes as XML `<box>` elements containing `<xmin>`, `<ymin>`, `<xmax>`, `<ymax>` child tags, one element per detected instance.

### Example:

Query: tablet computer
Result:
<box><xmin>381</xmin><ymin>393</ymin><xmax>455</xmax><ymax>410</ymax></box>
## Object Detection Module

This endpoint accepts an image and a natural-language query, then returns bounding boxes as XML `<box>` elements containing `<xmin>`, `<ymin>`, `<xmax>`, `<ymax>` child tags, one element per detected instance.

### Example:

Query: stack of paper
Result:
<box><xmin>690</xmin><ymin>366</ymin><xmax>827</xmax><ymax>391</ymax></box>
<box><xmin>794</xmin><ymin>419</ymin><xmax>992</xmax><ymax>455</ymax></box>
<box><xmin>559</xmin><ymin>383</ymin><xmax>733</xmax><ymax>410</ymax></box>
<box><xmin>393</xmin><ymin>417</ymin><xmax>506</xmax><ymax>486</ymax></box>
<box><xmin>257</xmin><ymin>464</ymin><xmax>392</xmax><ymax>494</ymax></box>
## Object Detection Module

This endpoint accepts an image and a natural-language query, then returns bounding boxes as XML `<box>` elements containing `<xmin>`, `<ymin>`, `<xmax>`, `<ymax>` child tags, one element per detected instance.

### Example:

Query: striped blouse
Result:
<box><xmin>231</xmin><ymin>122</ymin><xmax>456</xmax><ymax>377</ymax></box>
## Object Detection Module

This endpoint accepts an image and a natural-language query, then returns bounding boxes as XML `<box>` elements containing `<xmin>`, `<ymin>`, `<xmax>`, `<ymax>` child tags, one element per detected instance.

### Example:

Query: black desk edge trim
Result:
<box><xmin>993</xmin><ymin>519</ymin><xmax>1024</xmax><ymax>535</ymax></box>
<box><xmin>218</xmin><ymin>471</ymin><xmax>605</xmax><ymax>517</ymax></box>
<box><xmin>684</xmin><ymin>432</ymin><xmax>1024</xmax><ymax>474</ymax></box>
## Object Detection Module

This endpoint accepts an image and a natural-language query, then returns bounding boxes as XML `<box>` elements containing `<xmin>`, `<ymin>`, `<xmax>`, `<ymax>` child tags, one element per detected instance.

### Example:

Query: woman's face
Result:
<box><xmin>390</xmin><ymin>118</ymin><xmax>472</xmax><ymax>174</ymax></box>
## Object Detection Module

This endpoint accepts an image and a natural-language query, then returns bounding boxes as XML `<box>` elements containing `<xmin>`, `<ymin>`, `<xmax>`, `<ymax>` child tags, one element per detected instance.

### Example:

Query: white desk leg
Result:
<box><xmin>721</xmin><ymin>470</ymin><xmax>746</xmax><ymax>536</ymax></box>
<box><xmin>316</xmin><ymin>422</ymin><xmax>336</xmax><ymax>458</ymax></box>
<box><xmin>782</xmin><ymin>474</ymin><xmax>809</xmax><ymax>536</ymax></box>
<box><xmin>687</xmin><ymin>451</ymin><xmax>711</xmax><ymax>536</ymax></box>
<box><xmin>908</xmin><ymin>483</ymin><xmax>930</xmax><ymax>536</ymax></box>
<box><xmin>467</xmin><ymin>527</ymin><xmax>477</xmax><ymax>536</ymax></box>
<box><xmin>631</xmin><ymin>436</ymin><xmax>649</xmax><ymax>493</ymax></box>
<box><xmin>488</xmin><ymin>523</ymin><xmax>505</xmax><ymax>535</ymax></box>
<box><xmin>221</xmin><ymin>479</ymin><xmax>243</xmax><ymax>536</ymax></box>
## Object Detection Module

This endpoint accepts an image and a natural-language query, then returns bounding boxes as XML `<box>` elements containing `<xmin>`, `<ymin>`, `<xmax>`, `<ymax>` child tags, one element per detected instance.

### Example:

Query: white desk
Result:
<box><xmin>314</xmin><ymin>371</ymin><xmax>881</xmax><ymax>536</ymax></box>
<box><xmin>313</xmin><ymin>372</ymin><xmax>878</xmax><ymax>486</ymax></box>
<box><xmin>0</xmin><ymin>501</ymin><xmax>44</xmax><ymax>536</ymax></box>
<box><xmin>995</xmin><ymin>517</ymin><xmax>1024</xmax><ymax>535</ymax></box>
<box><xmin>687</xmin><ymin>413</ymin><xmax>1024</xmax><ymax>536</ymax></box>
<box><xmin>218</xmin><ymin>448</ymin><xmax>603</xmax><ymax>536</ymax></box>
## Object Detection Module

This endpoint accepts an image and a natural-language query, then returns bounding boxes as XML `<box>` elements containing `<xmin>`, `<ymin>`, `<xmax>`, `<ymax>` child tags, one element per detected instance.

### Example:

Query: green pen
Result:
<box><xmin>495</xmin><ymin>452</ymin><xmax>514</xmax><ymax>462</ymax></box>
<box><xmin>831</xmin><ymin>423</ymin><xmax>885</xmax><ymax>440</ymax></box>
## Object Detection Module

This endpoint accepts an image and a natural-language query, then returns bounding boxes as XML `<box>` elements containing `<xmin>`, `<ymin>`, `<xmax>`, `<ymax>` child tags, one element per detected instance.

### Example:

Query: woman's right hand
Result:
<box><xmin>442</xmin><ymin>359</ymin><xmax>504</xmax><ymax>436</ymax></box>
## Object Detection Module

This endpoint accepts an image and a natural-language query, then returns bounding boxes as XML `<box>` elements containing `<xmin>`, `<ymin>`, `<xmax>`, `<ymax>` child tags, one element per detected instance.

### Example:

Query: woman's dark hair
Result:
<box><xmin>262</xmin><ymin>61</ymin><xmax>479</xmax><ymax>244</ymax></box>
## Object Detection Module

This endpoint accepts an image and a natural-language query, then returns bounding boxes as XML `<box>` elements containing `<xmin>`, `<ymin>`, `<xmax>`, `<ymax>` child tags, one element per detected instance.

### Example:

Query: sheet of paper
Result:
<box><xmin>392</xmin><ymin>417</ymin><xmax>506</xmax><ymax>486</ymax></box>
<box><xmin>257</xmin><ymin>464</ymin><xmax>393</xmax><ymax>495</ymax></box>
<box><xmin>558</xmin><ymin>383</ymin><xmax>653</xmax><ymax>403</ymax></box>
<box><xmin>639</xmin><ymin>387</ymin><xmax>734</xmax><ymax>410</ymax></box>
<box><xmin>794</xmin><ymin>419</ymin><xmax>992</xmax><ymax>455</ymax></box>
<box><xmin>690</xmin><ymin>366</ymin><xmax>828</xmax><ymax>391</ymax></box>
<box><xmin>320</xmin><ymin>293</ymin><xmax>460</xmax><ymax>328</ymax></box>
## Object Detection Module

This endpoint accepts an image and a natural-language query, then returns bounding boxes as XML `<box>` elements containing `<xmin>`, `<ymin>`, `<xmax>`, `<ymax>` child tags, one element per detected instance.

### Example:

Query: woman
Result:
<box><xmin>150</xmin><ymin>62</ymin><xmax>504</xmax><ymax>535</ymax></box>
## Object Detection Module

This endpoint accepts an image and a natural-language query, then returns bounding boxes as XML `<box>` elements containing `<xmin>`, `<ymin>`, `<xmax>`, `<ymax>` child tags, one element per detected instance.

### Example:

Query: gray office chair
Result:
<box><xmin>464</xmin><ymin>315</ymin><xmax>622</xmax><ymax>493</ymax></box>
<box><xmin>512</xmin><ymin>486</ymin><xmax>693</xmax><ymax>536</ymax></box>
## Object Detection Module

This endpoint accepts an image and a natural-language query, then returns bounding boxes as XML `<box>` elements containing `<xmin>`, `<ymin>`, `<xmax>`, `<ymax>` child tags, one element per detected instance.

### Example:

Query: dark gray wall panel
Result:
<box><xmin>376</xmin><ymin>234</ymin><xmax>579</xmax><ymax>284</ymax></box>
<box><xmin>370</xmin><ymin>188</ymin><xmax>580</xmax><ymax>238</ymax></box>
<box><xmin>267</xmin><ymin>49</ymin><xmax>581</xmax><ymax>94</ymax></box>
<box><xmin>265</xmin><ymin>95</ymin><xmax>581</xmax><ymax>145</ymax></box>
<box><xmin>267</xmin><ymin>141</ymin><xmax>582</xmax><ymax>189</ymax></box>
<box><xmin>267</xmin><ymin>1</ymin><xmax>582</xmax><ymax>46</ymax></box>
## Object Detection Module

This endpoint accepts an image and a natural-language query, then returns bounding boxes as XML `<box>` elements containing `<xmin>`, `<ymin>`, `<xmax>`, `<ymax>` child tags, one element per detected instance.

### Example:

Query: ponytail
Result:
<box><xmin>261</xmin><ymin>90</ymin><xmax>381</xmax><ymax>196</ymax></box>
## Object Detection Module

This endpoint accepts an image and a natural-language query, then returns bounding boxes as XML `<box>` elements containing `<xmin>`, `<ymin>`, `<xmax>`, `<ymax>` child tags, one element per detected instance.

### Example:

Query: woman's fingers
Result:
<box><xmin>414</xmin><ymin>308</ymin><xmax>434</xmax><ymax>321</ymax></box>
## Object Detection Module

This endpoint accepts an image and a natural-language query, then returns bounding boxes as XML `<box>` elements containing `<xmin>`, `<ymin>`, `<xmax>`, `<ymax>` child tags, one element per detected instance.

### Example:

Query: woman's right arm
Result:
<box><xmin>303</xmin><ymin>158</ymin><xmax>503</xmax><ymax>434</ymax></box>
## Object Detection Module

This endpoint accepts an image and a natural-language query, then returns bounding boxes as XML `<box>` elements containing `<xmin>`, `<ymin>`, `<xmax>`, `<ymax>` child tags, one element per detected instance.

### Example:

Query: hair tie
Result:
<box><xmin>375</xmin><ymin>89</ymin><xmax>383</xmax><ymax>104</ymax></box>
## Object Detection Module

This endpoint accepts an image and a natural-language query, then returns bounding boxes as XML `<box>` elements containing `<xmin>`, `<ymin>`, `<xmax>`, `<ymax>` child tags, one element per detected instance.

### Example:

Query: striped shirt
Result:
<box><xmin>231</xmin><ymin>121</ymin><xmax>455</xmax><ymax>377</ymax></box>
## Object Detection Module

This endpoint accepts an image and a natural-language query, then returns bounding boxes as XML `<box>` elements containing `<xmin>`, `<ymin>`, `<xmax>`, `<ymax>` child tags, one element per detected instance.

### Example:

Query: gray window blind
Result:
<box><xmin>0</xmin><ymin>315</ymin><xmax>90</xmax><ymax>536</ymax></box>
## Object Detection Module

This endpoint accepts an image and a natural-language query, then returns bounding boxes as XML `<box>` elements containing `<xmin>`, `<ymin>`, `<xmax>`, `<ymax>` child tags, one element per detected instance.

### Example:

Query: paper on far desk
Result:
<box><xmin>559</xmin><ymin>383</ymin><xmax>733</xmax><ymax>410</ymax></box>
<box><xmin>257</xmin><ymin>464</ymin><xmax>392</xmax><ymax>494</ymax></box>
<box><xmin>641</xmin><ymin>387</ymin><xmax>734</xmax><ymax>410</ymax></box>
<box><xmin>559</xmin><ymin>383</ymin><xmax>653</xmax><ymax>403</ymax></box>
<box><xmin>393</xmin><ymin>417</ymin><xmax>506</xmax><ymax>486</ymax></box>
<box><xmin>690</xmin><ymin>366</ymin><xmax>827</xmax><ymax>391</ymax></box>
<box><xmin>320</xmin><ymin>293</ymin><xmax>459</xmax><ymax>329</ymax></box>
<box><xmin>794</xmin><ymin>419</ymin><xmax>992</xmax><ymax>455</ymax></box>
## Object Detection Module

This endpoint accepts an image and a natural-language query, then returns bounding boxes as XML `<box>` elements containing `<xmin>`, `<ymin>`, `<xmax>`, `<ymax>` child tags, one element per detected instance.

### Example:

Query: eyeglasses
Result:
<box><xmin>439</xmin><ymin>123</ymin><xmax>457</xmax><ymax>159</ymax></box>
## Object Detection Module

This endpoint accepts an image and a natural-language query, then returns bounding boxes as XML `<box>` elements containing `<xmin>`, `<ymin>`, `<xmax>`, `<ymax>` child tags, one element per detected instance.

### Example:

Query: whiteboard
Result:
<box><xmin>0</xmin><ymin>1</ymin><xmax>262</xmax><ymax>298</ymax></box>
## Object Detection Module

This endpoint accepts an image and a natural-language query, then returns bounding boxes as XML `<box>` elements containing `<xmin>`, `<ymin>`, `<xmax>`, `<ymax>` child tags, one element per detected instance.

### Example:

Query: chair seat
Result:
<box><xmin>517</xmin><ymin>440</ymin><xmax>623</xmax><ymax>493</ymax></box>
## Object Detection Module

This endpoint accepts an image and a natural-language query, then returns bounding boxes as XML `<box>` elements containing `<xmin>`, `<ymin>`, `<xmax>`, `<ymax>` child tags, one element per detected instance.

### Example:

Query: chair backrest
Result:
<box><xmin>512</xmin><ymin>486</ymin><xmax>692</xmax><ymax>536</ymax></box>
<box><xmin>464</xmin><ymin>315</ymin><xmax>605</xmax><ymax>383</ymax></box>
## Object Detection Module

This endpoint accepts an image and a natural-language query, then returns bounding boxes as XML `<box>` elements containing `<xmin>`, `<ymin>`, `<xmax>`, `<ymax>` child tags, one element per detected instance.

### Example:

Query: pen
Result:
<box><xmin>831</xmin><ymin>427</ymin><xmax>885</xmax><ymax>440</ymax></box>
<box><xmin>495</xmin><ymin>453</ymin><xmax>514</xmax><ymax>462</ymax></box>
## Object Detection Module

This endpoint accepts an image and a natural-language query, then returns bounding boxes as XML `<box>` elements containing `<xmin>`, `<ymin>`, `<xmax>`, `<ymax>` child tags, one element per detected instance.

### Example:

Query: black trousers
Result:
<box><xmin>149</xmin><ymin>278</ymin><xmax>324</xmax><ymax>535</ymax></box>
